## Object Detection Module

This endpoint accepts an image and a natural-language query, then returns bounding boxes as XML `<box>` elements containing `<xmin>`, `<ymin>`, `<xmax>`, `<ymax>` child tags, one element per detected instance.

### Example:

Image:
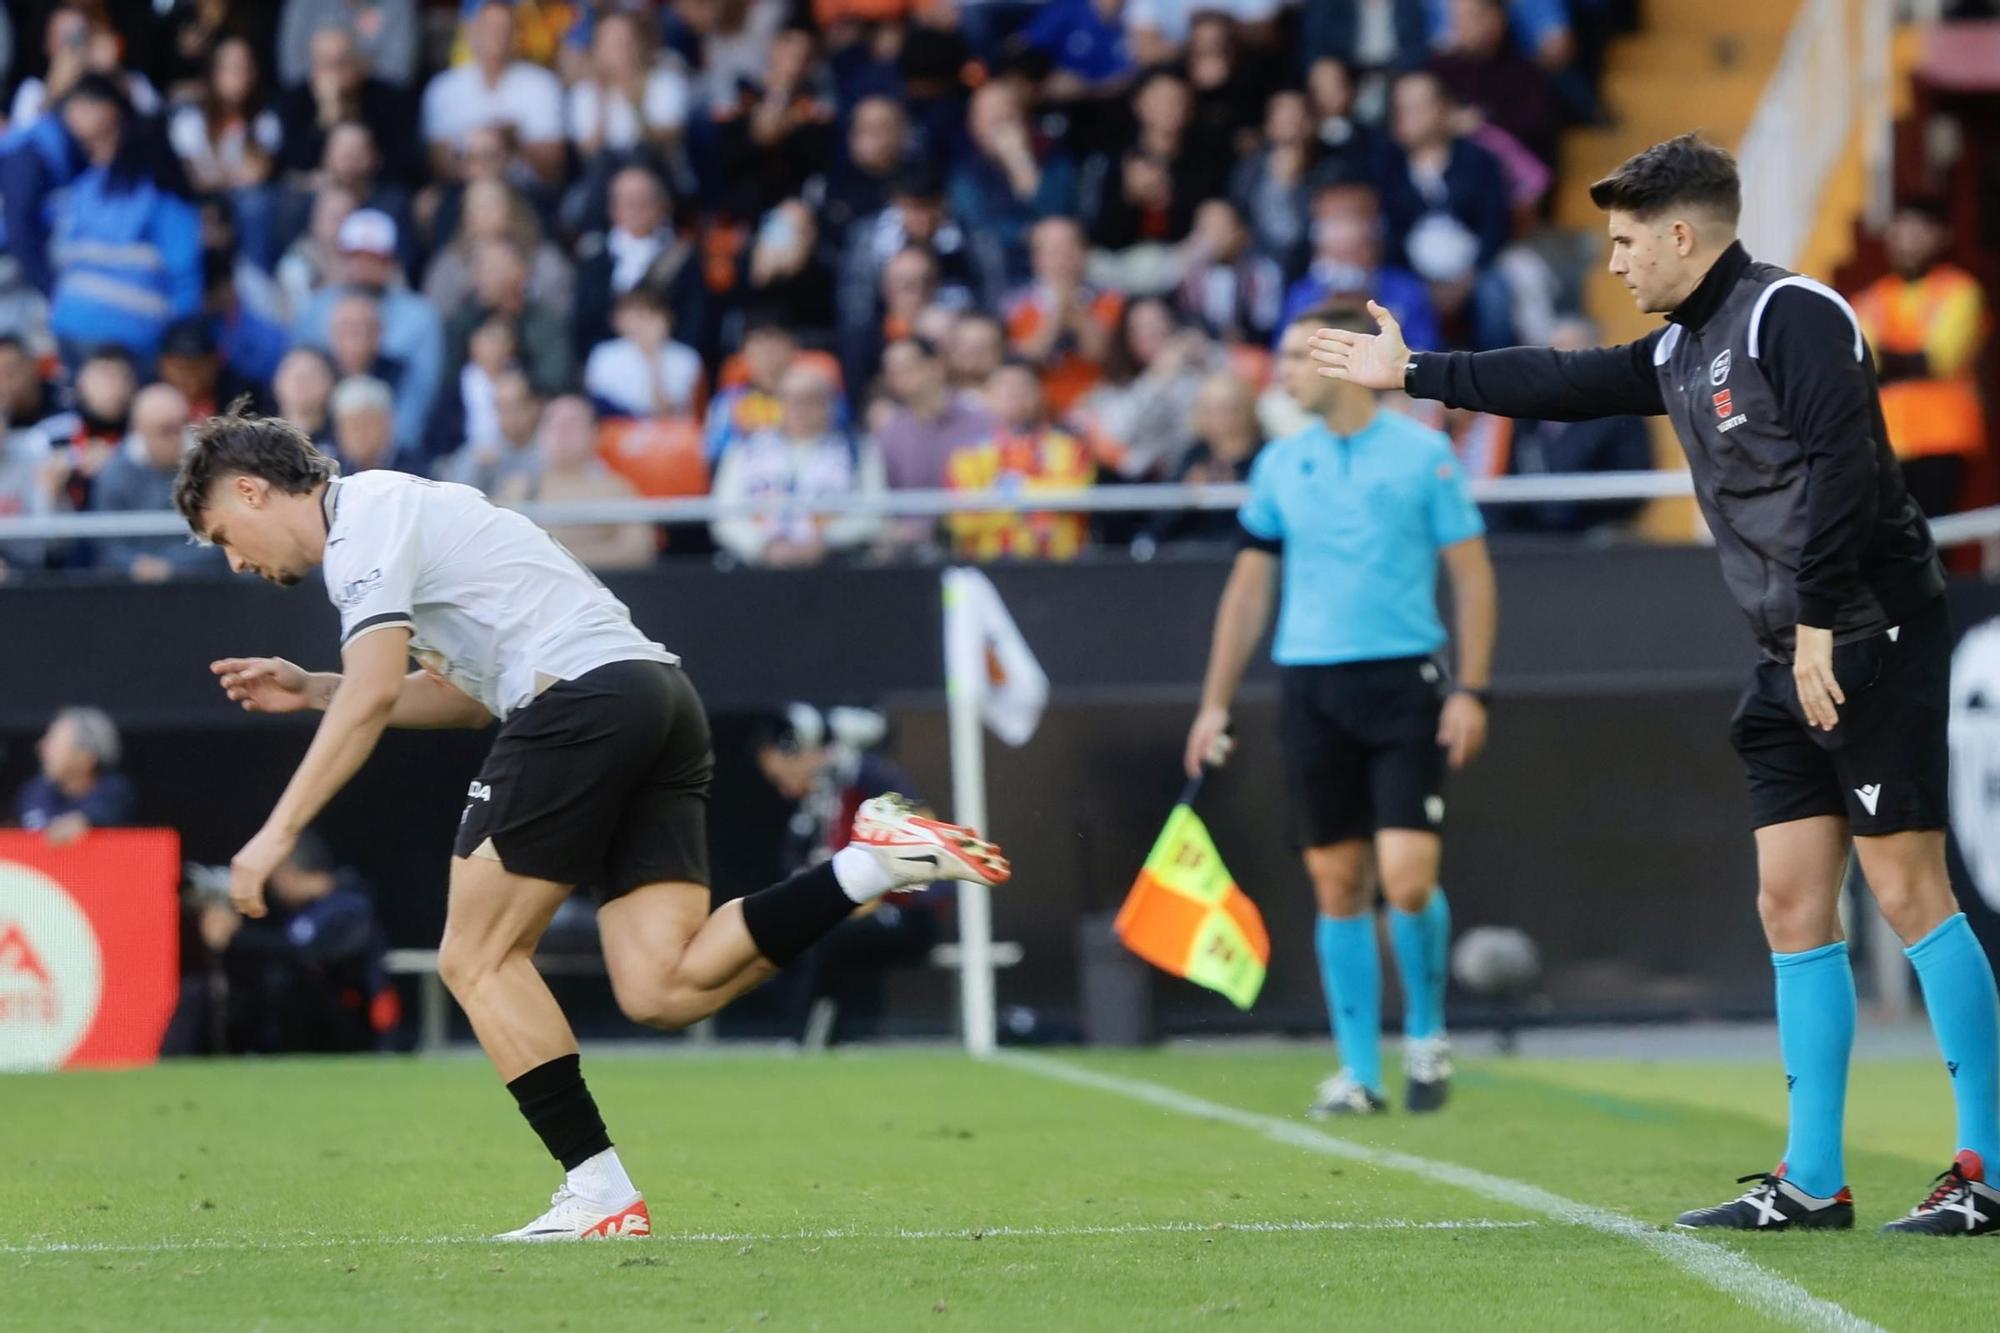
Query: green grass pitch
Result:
<box><xmin>4</xmin><ymin>1046</ymin><xmax>1988</xmax><ymax>1330</ymax></box>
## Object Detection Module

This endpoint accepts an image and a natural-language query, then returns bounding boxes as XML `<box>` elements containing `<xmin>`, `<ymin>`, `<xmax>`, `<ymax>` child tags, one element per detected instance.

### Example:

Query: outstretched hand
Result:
<box><xmin>212</xmin><ymin>657</ymin><xmax>315</xmax><ymax>714</ymax></box>
<box><xmin>1307</xmin><ymin>300</ymin><xmax>1411</xmax><ymax>390</ymax></box>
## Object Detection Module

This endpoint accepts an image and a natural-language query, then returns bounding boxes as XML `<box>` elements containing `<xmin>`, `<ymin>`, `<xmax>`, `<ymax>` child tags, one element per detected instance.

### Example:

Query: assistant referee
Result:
<box><xmin>1187</xmin><ymin>305</ymin><xmax>1498</xmax><ymax>1119</ymax></box>
<box><xmin>1312</xmin><ymin>132</ymin><xmax>2000</xmax><ymax>1236</ymax></box>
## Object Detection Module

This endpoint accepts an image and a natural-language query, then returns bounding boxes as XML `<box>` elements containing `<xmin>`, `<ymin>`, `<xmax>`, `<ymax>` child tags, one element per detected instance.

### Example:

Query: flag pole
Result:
<box><xmin>1176</xmin><ymin>769</ymin><xmax>1207</xmax><ymax>810</ymax></box>
<box><xmin>942</xmin><ymin>569</ymin><xmax>997</xmax><ymax>1057</ymax></box>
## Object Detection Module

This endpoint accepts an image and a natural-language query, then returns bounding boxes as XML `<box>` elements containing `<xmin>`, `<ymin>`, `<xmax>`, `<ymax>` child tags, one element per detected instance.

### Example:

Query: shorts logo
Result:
<box><xmin>1710</xmin><ymin>349</ymin><xmax>1732</xmax><ymax>386</ymax></box>
<box><xmin>1854</xmin><ymin>783</ymin><xmax>1882</xmax><ymax>816</ymax></box>
<box><xmin>334</xmin><ymin>567</ymin><xmax>384</xmax><ymax>609</ymax></box>
<box><xmin>1425</xmin><ymin>795</ymin><xmax>1445</xmax><ymax>826</ymax></box>
<box><xmin>467</xmin><ymin>781</ymin><xmax>492</xmax><ymax>802</ymax></box>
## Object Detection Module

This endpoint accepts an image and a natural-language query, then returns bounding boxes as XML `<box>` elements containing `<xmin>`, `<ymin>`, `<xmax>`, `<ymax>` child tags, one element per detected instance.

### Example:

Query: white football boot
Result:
<box><xmin>494</xmin><ymin>1186</ymin><xmax>652</xmax><ymax>1242</ymax></box>
<box><xmin>849</xmin><ymin>793</ymin><xmax>1012</xmax><ymax>888</ymax></box>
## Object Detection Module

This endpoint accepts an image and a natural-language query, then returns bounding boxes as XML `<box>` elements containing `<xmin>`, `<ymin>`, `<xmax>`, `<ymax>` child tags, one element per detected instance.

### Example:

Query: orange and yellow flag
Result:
<box><xmin>1114</xmin><ymin>805</ymin><xmax>1269</xmax><ymax>1009</ymax></box>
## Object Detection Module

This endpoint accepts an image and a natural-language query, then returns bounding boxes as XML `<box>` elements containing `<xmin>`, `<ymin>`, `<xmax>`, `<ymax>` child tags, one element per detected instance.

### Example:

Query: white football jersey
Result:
<box><xmin>320</xmin><ymin>471</ymin><xmax>676</xmax><ymax>719</ymax></box>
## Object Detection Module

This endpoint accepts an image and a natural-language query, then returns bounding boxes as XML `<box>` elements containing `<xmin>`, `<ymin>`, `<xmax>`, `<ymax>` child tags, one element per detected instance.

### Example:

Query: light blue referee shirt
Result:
<box><xmin>1237</xmin><ymin>411</ymin><xmax>1484</xmax><ymax>667</ymax></box>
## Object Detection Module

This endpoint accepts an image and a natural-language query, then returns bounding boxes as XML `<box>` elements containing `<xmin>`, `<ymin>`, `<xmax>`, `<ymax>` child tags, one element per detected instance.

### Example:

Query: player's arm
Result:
<box><xmin>1760</xmin><ymin>287</ymin><xmax>1879</xmax><ymax>730</ymax></box>
<box><xmin>1439</xmin><ymin>537</ymin><xmax>1497</xmax><ymax>770</ymax></box>
<box><xmin>1309</xmin><ymin>300</ymin><xmax>1668</xmax><ymax>422</ymax></box>
<box><xmin>1185</xmin><ymin>547</ymin><xmax>1278</xmax><ymax>778</ymax></box>
<box><xmin>214</xmin><ymin>659</ymin><xmax>492</xmax><ymax>728</ymax></box>
<box><xmin>224</xmin><ymin>627</ymin><xmax>411</xmax><ymax>917</ymax></box>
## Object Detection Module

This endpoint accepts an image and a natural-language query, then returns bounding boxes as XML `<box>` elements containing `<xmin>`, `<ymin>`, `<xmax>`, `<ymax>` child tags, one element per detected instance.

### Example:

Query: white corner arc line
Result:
<box><xmin>999</xmin><ymin>1053</ymin><xmax>1881</xmax><ymax>1333</ymax></box>
<box><xmin>0</xmin><ymin>1218</ymin><xmax>1534</xmax><ymax>1257</ymax></box>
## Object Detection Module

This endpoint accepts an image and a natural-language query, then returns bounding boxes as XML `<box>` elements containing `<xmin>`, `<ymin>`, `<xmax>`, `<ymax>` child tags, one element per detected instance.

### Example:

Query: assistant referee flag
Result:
<box><xmin>1115</xmin><ymin>802</ymin><xmax>1269</xmax><ymax>1009</ymax></box>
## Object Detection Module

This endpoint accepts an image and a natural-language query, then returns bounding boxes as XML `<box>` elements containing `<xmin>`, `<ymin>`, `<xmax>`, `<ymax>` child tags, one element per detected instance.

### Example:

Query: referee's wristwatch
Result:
<box><xmin>1402</xmin><ymin>358</ymin><xmax>1421</xmax><ymax>393</ymax></box>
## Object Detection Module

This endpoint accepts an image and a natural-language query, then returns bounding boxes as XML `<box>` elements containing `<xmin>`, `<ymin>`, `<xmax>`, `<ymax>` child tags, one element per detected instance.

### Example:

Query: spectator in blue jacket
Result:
<box><xmin>1277</xmin><ymin>179</ymin><xmax>1439</xmax><ymax>353</ymax></box>
<box><xmin>18</xmin><ymin>706</ymin><xmax>137</xmax><ymax>843</ymax></box>
<box><xmin>47</xmin><ymin>75</ymin><xmax>202</xmax><ymax>370</ymax></box>
<box><xmin>950</xmin><ymin>80</ymin><xmax>1077</xmax><ymax>305</ymax></box>
<box><xmin>90</xmin><ymin>382</ymin><xmax>222</xmax><ymax>581</ymax></box>
<box><xmin>0</xmin><ymin>111</ymin><xmax>84</xmax><ymax>302</ymax></box>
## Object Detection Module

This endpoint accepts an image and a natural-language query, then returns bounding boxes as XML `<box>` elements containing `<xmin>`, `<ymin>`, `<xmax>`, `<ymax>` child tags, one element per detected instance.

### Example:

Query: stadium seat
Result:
<box><xmin>596</xmin><ymin>418</ymin><xmax>709</xmax><ymax>497</ymax></box>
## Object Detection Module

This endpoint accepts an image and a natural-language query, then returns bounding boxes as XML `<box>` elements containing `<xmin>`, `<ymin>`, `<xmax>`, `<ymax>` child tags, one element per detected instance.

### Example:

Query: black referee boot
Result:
<box><xmin>1675</xmin><ymin>1171</ymin><xmax>1853</xmax><ymax>1231</ymax></box>
<box><xmin>1881</xmin><ymin>1152</ymin><xmax>2000</xmax><ymax>1236</ymax></box>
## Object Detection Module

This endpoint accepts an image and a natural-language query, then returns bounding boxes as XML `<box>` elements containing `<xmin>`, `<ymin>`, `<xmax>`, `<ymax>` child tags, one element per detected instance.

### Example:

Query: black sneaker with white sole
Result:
<box><xmin>1675</xmin><ymin>1172</ymin><xmax>1854</xmax><ymax>1231</ymax></box>
<box><xmin>1881</xmin><ymin>1151</ymin><xmax>2000</xmax><ymax>1236</ymax></box>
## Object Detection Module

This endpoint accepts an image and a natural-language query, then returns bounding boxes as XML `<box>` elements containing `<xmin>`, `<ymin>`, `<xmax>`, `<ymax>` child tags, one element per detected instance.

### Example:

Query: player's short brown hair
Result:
<box><xmin>1589</xmin><ymin>132</ymin><xmax>1741</xmax><ymax>225</ymax></box>
<box><xmin>173</xmin><ymin>400</ymin><xmax>340</xmax><ymax>535</ymax></box>
<box><xmin>1290</xmin><ymin>303</ymin><xmax>1374</xmax><ymax>337</ymax></box>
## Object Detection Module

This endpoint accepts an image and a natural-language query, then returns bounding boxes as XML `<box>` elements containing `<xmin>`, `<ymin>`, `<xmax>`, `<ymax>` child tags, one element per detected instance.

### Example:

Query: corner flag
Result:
<box><xmin>1115</xmin><ymin>786</ymin><xmax>1269</xmax><ymax>1009</ymax></box>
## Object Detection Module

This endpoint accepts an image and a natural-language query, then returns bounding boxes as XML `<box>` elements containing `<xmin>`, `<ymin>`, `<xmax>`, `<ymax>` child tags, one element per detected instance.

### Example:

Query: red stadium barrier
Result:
<box><xmin>0</xmin><ymin>829</ymin><xmax>180</xmax><ymax>1070</ymax></box>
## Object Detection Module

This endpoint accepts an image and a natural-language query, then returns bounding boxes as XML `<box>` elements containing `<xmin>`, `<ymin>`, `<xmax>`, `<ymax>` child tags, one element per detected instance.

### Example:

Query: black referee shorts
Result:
<box><xmin>1279</xmin><ymin>657</ymin><xmax>1449</xmax><ymax>848</ymax></box>
<box><xmin>455</xmin><ymin>659</ymin><xmax>714</xmax><ymax>897</ymax></box>
<box><xmin>1730</xmin><ymin>595</ymin><xmax>1950</xmax><ymax>836</ymax></box>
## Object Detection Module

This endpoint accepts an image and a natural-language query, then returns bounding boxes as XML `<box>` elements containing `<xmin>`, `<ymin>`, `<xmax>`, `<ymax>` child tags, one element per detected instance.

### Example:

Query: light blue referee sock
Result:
<box><xmin>1772</xmin><ymin>941</ymin><xmax>1855</xmax><ymax>1199</ymax></box>
<box><xmin>1316</xmin><ymin>913</ymin><xmax>1383</xmax><ymax>1096</ymax></box>
<box><xmin>1905</xmin><ymin>913</ymin><xmax>2000</xmax><ymax>1169</ymax></box>
<box><xmin>1389</xmin><ymin>888</ymin><xmax>1450</xmax><ymax>1040</ymax></box>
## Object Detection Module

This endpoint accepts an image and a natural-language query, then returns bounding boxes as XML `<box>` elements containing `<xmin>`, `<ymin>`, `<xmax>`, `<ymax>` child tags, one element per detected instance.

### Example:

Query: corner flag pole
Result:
<box><xmin>942</xmin><ymin>568</ymin><xmax>997</xmax><ymax>1057</ymax></box>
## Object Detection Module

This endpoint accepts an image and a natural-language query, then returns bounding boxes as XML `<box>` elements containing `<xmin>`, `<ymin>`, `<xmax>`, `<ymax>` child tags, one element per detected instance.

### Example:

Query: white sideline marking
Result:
<box><xmin>0</xmin><ymin>1218</ymin><xmax>1533</xmax><ymax>1257</ymax></box>
<box><xmin>1000</xmin><ymin>1054</ymin><xmax>1883</xmax><ymax>1333</ymax></box>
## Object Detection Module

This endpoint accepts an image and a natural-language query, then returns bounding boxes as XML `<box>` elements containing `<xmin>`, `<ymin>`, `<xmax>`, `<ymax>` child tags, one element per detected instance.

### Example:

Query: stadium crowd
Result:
<box><xmin>0</xmin><ymin>0</ymin><xmax>1655</xmax><ymax>579</ymax></box>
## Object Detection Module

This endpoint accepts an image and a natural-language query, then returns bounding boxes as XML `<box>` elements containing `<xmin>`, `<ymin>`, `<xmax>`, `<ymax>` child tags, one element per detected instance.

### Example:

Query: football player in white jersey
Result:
<box><xmin>173</xmin><ymin>409</ymin><xmax>1012</xmax><ymax>1241</ymax></box>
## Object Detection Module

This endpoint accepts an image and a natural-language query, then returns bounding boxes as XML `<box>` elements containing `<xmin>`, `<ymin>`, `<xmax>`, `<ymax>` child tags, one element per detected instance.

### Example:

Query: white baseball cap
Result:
<box><xmin>337</xmin><ymin>208</ymin><xmax>398</xmax><ymax>257</ymax></box>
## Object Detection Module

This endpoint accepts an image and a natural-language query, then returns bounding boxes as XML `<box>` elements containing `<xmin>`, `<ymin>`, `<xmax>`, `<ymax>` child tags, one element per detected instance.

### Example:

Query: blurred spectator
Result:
<box><xmin>703</xmin><ymin>317</ymin><xmax>795</xmax><ymax>462</ymax></box>
<box><xmin>274</xmin><ymin>184</ymin><xmax>356</xmax><ymax>318</ymax></box>
<box><xmin>423</xmin><ymin>179</ymin><xmax>575</xmax><ymax>317</ymax></box>
<box><xmin>276</xmin><ymin>116</ymin><xmax>417</xmax><ymax>276</ymax></box>
<box><xmin>327</xmin><ymin>373</ymin><xmax>405</xmax><ymax>472</ymax></box>
<box><xmin>711</xmin><ymin>362</ymin><xmax>883</xmax><ymax>566</ymax></box>
<box><xmin>1021</xmin><ymin>0</ymin><xmax>1136</xmax><ymax>98</ymax></box>
<box><xmin>1279</xmin><ymin>180</ymin><xmax>1439</xmax><ymax>353</ymax></box>
<box><xmin>1380</xmin><ymin>69</ymin><xmax>1513</xmax><ymax>347</ymax></box>
<box><xmin>180</xmin><ymin>831</ymin><xmax>394</xmax><ymax>1055</ymax></box>
<box><xmin>946</xmin><ymin>360</ymin><xmax>1095</xmax><ymax>561</ymax></box>
<box><xmin>1487</xmin><ymin>315</ymin><xmax>1655</xmax><ymax>534</ymax></box>
<box><xmin>0</xmin><ymin>335</ymin><xmax>60</xmax><ymax>434</ymax></box>
<box><xmin>495</xmin><ymin>394</ymin><xmax>654</xmax><ymax>569</ymax></box>
<box><xmin>1006</xmin><ymin>216</ymin><xmax>1121</xmax><ymax>417</ymax></box>
<box><xmin>836</xmin><ymin>164</ymin><xmax>977</xmax><ymax>370</ymax></box>
<box><xmin>674</xmin><ymin>0</ymin><xmax>791</xmax><ymax>112</ymax></box>
<box><xmin>0</xmin><ymin>97</ymin><xmax>85</xmax><ymax>309</ymax></box>
<box><xmin>1151</xmin><ymin>369</ymin><xmax>1265</xmax><ymax>544</ymax></box>
<box><xmin>432</xmin><ymin>312</ymin><xmax>514</xmax><ymax>454</ymax></box>
<box><xmin>272</xmin><ymin>344</ymin><xmax>337</xmax><ymax>449</ymax></box>
<box><xmin>294</xmin><ymin>208</ymin><xmax>443</xmax><ymax>452</ymax></box>
<box><xmin>1229</xmin><ymin>90</ymin><xmax>1323</xmax><ymax>280</ymax></box>
<box><xmin>741</xmin><ymin>198</ymin><xmax>831</xmax><ymax>337</ymax></box>
<box><xmin>437</xmin><ymin>366</ymin><xmax>542</xmax><ymax>494</ymax></box>
<box><xmin>1083</xmin><ymin>68</ymin><xmax>1227</xmax><ymax>250</ymax></box>
<box><xmin>1851</xmin><ymin>200</ymin><xmax>1992</xmax><ymax>518</ymax></box>
<box><xmin>818</xmin><ymin>94</ymin><xmax>910</xmax><ymax>250</ymax></box>
<box><xmin>155</xmin><ymin>315</ymin><xmax>252</xmax><ymax>419</ymax></box>
<box><xmin>326</xmin><ymin>289</ymin><xmax>400</xmax><ymax>384</ymax></box>
<box><xmin>877</xmin><ymin>334</ymin><xmax>994</xmax><ymax>493</ymax></box>
<box><xmin>199</xmin><ymin>192</ymin><xmax>288</xmax><ymax>342</ymax></box>
<box><xmin>1302</xmin><ymin>0</ymin><xmax>1429</xmax><ymax>89</ymax></box>
<box><xmin>1427</xmin><ymin>0</ymin><xmax>1560</xmax><ymax>170</ymax></box>
<box><xmin>48</xmin><ymin>75</ymin><xmax>201</xmax><ymax>369</ymax></box>
<box><xmin>18</xmin><ymin>706</ymin><xmax>135</xmax><ymax>842</ymax></box>
<box><xmin>274</xmin><ymin>26</ymin><xmax>421</xmax><ymax>189</ymax></box>
<box><xmin>445</xmin><ymin>238</ymin><xmax>576</xmax><ymax>400</ymax></box>
<box><xmin>1177</xmin><ymin>198</ymin><xmax>1284</xmax><ymax>347</ymax></box>
<box><xmin>1073</xmin><ymin>296</ymin><xmax>1215</xmax><ymax>480</ymax></box>
<box><xmin>584</xmin><ymin>286</ymin><xmax>705</xmax><ymax>421</ymax></box>
<box><xmin>951</xmin><ymin>80</ymin><xmax>1077</xmax><ymax>299</ymax></box>
<box><xmin>572</xmin><ymin>165</ymin><xmax>705</xmax><ymax>360</ymax></box>
<box><xmin>0</xmin><ymin>337</ymin><xmax>61</xmax><ymax>577</ymax></box>
<box><xmin>44</xmin><ymin>345</ymin><xmax>137</xmax><ymax>515</ymax></box>
<box><xmin>277</xmin><ymin>0</ymin><xmax>420</xmax><ymax>89</ymax></box>
<box><xmin>12</xmin><ymin>7</ymin><xmax>163</xmax><ymax>128</ymax></box>
<box><xmin>167</xmin><ymin>35</ymin><xmax>282</xmax><ymax>269</ymax></box>
<box><xmin>750</xmin><ymin>703</ymin><xmax>942</xmax><ymax>1044</ymax></box>
<box><xmin>90</xmin><ymin>381</ymin><xmax>217</xmax><ymax>581</ymax></box>
<box><xmin>422</xmin><ymin>2</ymin><xmax>565</xmax><ymax>187</ymax></box>
<box><xmin>1123</xmin><ymin>0</ymin><xmax>1281</xmax><ymax>67</ymax></box>
<box><xmin>944</xmin><ymin>311</ymin><xmax>1006</xmax><ymax>400</ymax></box>
<box><xmin>566</xmin><ymin>8</ymin><xmax>692</xmax><ymax>160</ymax></box>
<box><xmin>712</xmin><ymin>24</ymin><xmax>837</xmax><ymax>219</ymax></box>
<box><xmin>1184</xmin><ymin>12</ymin><xmax>1267</xmax><ymax>157</ymax></box>
<box><xmin>1305</xmin><ymin>56</ymin><xmax>1394</xmax><ymax>190</ymax></box>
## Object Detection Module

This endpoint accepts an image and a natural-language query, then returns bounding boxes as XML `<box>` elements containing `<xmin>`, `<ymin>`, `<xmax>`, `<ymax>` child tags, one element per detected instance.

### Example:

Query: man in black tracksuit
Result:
<box><xmin>1312</xmin><ymin>133</ymin><xmax>2000</xmax><ymax>1237</ymax></box>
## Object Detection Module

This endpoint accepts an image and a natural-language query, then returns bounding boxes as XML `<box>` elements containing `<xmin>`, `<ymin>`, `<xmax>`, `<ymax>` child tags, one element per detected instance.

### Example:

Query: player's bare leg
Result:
<box><xmin>1680</xmin><ymin>816</ymin><xmax>1857</xmax><ymax>1230</ymax></box>
<box><xmin>601</xmin><ymin>794</ymin><xmax>1010</xmax><ymax>1032</ymax></box>
<box><xmin>1377</xmin><ymin>829</ymin><xmax>1451</xmax><ymax>1111</ymax></box>
<box><xmin>1859</xmin><ymin>829</ymin><xmax>2000</xmax><ymax>1235</ymax></box>
<box><xmin>438</xmin><ymin>854</ymin><xmax>651</xmax><ymax>1242</ymax></box>
<box><xmin>1305</xmin><ymin>841</ymin><xmax>1387</xmax><ymax>1116</ymax></box>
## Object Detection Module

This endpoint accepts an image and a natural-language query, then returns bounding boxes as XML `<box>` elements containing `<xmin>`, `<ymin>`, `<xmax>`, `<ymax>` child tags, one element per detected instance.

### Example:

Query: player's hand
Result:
<box><xmin>212</xmin><ymin>656</ymin><xmax>313</xmax><ymax>713</ymax></box>
<box><xmin>1308</xmin><ymin>300</ymin><xmax>1410</xmax><ymax>389</ymax></box>
<box><xmin>228</xmin><ymin>824</ymin><xmax>295</xmax><ymax>919</ymax></box>
<box><xmin>1793</xmin><ymin>624</ymin><xmax>1844</xmax><ymax>732</ymax></box>
<box><xmin>1184</xmin><ymin>705</ymin><xmax>1235</xmax><ymax>779</ymax></box>
<box><xmin>1438</xmin><ymin>692</ymin><xmax>1488</xmax><ymax>771</ymax></box>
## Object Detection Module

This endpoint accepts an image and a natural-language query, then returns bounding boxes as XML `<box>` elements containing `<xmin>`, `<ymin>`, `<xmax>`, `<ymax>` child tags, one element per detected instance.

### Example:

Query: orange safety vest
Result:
<box><xmin>1852</xmin><ymin>265</ymin><xmax>1989</xmax><ymax>461</ymax></box>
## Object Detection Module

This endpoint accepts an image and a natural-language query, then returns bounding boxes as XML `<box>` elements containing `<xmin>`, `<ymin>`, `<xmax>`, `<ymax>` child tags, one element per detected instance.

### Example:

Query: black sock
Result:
<box><xmin>506</xmin><ymin>1053</ymin><xmax>612</xmax><ymax>1170</ymax></box>
<box><xmin>738</xmin><ymin>862</ymin><xmax>855</xmax><ymax>966</ymax></box>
